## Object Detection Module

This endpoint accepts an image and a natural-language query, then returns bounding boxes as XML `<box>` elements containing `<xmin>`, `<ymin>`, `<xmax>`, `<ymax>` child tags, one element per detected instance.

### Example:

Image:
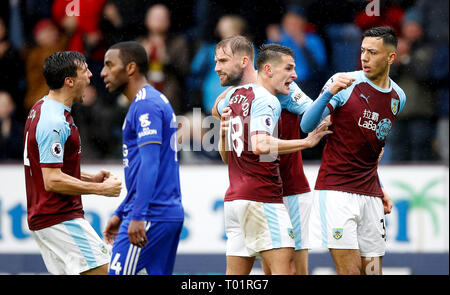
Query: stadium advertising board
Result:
<box><xmin>0</xmin><ymin>164</ymin><xmax>448</xmax><ymax>274</ymax></box>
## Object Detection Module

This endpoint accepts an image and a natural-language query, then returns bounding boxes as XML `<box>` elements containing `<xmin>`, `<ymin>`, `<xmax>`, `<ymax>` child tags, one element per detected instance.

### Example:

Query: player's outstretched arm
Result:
<box><xmin>251</xmin><ymin>121</ymin><xmax>332</xmax><ymax>155</ymax></box>
<box><xmin>42</xmin><ymin>167</ymin><xmax>122</xmax><ymax>197</ymax></box>
<box><xmin>301</xmin><ymin>73</ymin><xmax>355</xmax><ymax>133</ymax></box>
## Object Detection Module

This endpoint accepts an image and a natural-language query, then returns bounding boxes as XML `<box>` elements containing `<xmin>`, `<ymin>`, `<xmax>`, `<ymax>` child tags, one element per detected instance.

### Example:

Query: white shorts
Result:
<box><xmin>224</xmin><ymin>200</ymin><xmax>294</xmax><ymax>259</ymax></box>
<box><xmin>283</xmin><ymin>192</ymin><xmax>313</xmax><ymax>250</ymax></box>
<box><xmin>31</xmin><ymin>218</ymin><xmax>111</xmax><ymax>275</ymax></box>
<box><xmin>309</xmin><ymin>190</ymin><xmax>386</xmax><ymax>257</ymax></box>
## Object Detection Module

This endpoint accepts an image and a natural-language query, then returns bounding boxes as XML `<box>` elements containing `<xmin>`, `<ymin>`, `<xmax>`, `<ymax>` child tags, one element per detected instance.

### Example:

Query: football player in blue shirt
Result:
<box><xmin>101</xmin><ymin>41</ymin><xmax>184</xmax><ymax>275</ymax></box>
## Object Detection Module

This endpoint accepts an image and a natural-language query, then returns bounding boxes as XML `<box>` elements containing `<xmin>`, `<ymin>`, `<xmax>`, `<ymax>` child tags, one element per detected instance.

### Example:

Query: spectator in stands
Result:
<box><xmin>354</xmin><ymin>0</ymin><xmax>405</xmax><ymax>35</ymax></box>
<box><xmin>408</xmin><ymin>0</ymin><xmax>449</xmax><ymax>163</ymax></box>
<box><xmin>188</xmin><ymin>14</ymin><xmax>249</xmax><ymax>114</ymax></box>
<box><xmin>51</xmin><ymin>0</ymin><xmax>106</xmax><ymax>59</ymax></box>
<box><xmin>0</xmin><ymin>16</ymin><xmax>25</xmax><ymax>121</ymax></box>
<box><xmin>52</xmin><ymin>0</ymin><xmax>108</xmax><ymax>90</ymax></box>
<box><xmin>19</xmin><ymin>0</ymin><xmax>53</xmax><ymax>46</ymax></box>
<box><xmin>266</xmin><ymin>4</ymin><xmax>327</xmax><ymax>97</ymax></box>
<box><xmin>0</xmin><ymin>91</ymin><xmax>23</xmax><ymax>160</ymax></box>
<box><xmin>71</xmin><ymin>85</ymin><xmax>126</xmax><ymax>161</ymax></box>
<box><xmin>99</xmin><ymin>0</ymin><xmax>147</xmax><ymax>49</ymax></box>
<box><xmin>23</xmin><ymin>19</ymin><xmax>68</xmax><ymax>111</ymax></box>
<box><xmin>388</xmin><ymin>10</ymin><xmax>435</xmax><ymax>162</ymax></box>
<box><xmin>139</xmin><ymin>4</ymin><xmax>190</xmax><ymax>115</ymax></box>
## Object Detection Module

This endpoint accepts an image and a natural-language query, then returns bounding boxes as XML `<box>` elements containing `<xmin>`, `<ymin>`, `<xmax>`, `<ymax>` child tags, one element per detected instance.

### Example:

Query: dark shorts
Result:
<box><xmin>108</xmin><ymin>219</ymin><xmax>183</xmax><ymax>275</ymax></box>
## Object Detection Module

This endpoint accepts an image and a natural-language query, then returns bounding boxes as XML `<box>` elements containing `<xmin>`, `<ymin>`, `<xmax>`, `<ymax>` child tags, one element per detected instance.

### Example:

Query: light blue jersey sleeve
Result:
<box><xmin>276</xmin><ymin>82</ymin><xmax>313</xmax><ymax>115</ymax></box>
<box><xmin>249</xmin><ymin>93</ymin><xmax>281</xmax><ymax>135</ymax></box>
<box><xmin>35</xmin><ymin>102</ymin><xmax>71</xmax><ymax>164</ymax></box>
<box><xmin>216</xmin><ymin>87</ymin><xmax>235</xmax><ymax>116</ymax></box>
<box><xmin>321</xmin><ymin>72</ymin><xmax>361</xmax><ymax>111</ymax></box>
<box><xmin>301</xmin><ymin>72</ymin><xmax>361</xmax><ymax>133</ymax></box>
<box><xmin>392</xmin><ymin>82</ymin><xmax>407</xmax><ymax>114</ymax></box>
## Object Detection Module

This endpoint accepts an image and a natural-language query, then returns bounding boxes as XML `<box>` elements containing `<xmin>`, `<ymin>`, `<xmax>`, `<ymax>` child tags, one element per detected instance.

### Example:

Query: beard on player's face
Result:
<box><xmin>221</xmin><ymin>69</ymin><xmax>244</xmax><ymax>86</ymax></box>
<box><xmin>107</xmin><ymin>68</ymin><xmax>129</xmax><ymax>93</ymax></box>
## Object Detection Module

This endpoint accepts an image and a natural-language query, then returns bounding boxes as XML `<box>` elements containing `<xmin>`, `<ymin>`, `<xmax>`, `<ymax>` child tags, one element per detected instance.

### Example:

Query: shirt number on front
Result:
<box><xmin>228</xmin><ymin>116</ymin><xmax>244</xmax><ymax>157</ymax></box>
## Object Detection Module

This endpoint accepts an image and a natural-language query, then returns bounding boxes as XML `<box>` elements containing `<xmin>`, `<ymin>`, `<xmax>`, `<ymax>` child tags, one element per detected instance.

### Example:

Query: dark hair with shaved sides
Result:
<box><xmin>363</xmin><ymin>26</ymin><xmax>398</xmax><ymax>49</ymax></box>
<box><xmin>255</xmin><ymin>43</ymin><xmax>295</xmax><ymax>71</ymax></box>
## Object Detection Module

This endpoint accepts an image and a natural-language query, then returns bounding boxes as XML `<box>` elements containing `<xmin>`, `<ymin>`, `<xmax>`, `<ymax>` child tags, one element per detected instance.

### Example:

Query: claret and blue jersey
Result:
<box><xmin>24</xmin><ymin>97</ymin><xmax>84</xmax><ymax>231</ymax></box>
<box><xmin>115</xmin><ymin>85</ymin><xmax>183</xmax><ymax>222</ymax></box>
<box><xmin>301</xmin><ymin>70</ymin><xmax>407</xmax><ymax>197</ymax></box>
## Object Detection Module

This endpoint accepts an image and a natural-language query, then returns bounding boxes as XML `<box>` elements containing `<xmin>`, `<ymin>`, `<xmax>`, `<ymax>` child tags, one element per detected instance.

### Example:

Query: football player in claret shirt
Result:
<box><xmin>213</xmin><ymin>36</ymin><xmax>328</xmax><ymax>275</ymax></box>
<box><xmin>215</xmin><ymin>39</ymin><xmax>331</xmax><ymax>275</ymax></box>
<box><xmin>101</xmin><ymin>41</ymin><xmax>184</xmax><ymax>275</ymax></box>
<box><xmin>301</xmin><ymin>26</ymin><xmax>405</xmax><ymax>275</ymax></box>
<box><xmin>23</xmin><ymin>51</ymin><xmax>122</xmax><ymax>275</ymax></box>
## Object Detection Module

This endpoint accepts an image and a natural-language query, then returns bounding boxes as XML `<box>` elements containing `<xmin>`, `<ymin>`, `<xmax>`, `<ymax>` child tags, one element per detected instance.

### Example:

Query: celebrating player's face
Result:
<box><xmin>270</xmin><ymin>54</ymin><xmax>297</xmax><ymax>95</ymax></box>
<box><xmin>73</xmin><ymin>62</ymin><xmax>92</xmax><ymax>103</ymax></box>
<box><xmin>101</xmin><ymin>49</ymin><xmax>129</xmax><ymax>93</ymax></box>
<box><xmin>361</xmin><ymin>37</ymin><xmax>395</xmax><ymax>81</ymax></box>
<box><xmin>214</xmin><ymin>45</ymin><xmax>244</xmax><ymax>86</ymax></box>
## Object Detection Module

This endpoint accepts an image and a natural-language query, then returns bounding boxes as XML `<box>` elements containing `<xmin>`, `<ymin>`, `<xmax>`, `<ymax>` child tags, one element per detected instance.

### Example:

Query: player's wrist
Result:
<box><xmin>329</xmin><ymin>85</ymin><xmax>339</xmax><ymax>95</ymax></box>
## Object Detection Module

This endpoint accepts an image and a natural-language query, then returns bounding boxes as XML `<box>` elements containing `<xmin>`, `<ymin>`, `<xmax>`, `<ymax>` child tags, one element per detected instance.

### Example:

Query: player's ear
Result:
<box><xmin>242</xmin><ymin>56</ymin><xmax>249</xmax><ymax>68</ymax></box>
<box><xmin>64</xmin><ymin>77</ymin><xmax>75</xmax><ymax>88</ymax></box>
<box><xmin>387</xmin><ymin>50</ymin><xmax>396</xmax><ymax>65</ymax></box>
<box><xmin>126</xmin><ymin>62</ymin><xmax>137</xmax><ymax>76</ymax></box>
<box><xmin>264</xmin><ymin>63</ymin><xmax>273</xmax><ymax>77</ymax></box>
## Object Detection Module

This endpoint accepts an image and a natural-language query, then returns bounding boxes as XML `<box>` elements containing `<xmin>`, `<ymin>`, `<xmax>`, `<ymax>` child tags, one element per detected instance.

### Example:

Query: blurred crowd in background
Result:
<box><xmin>0</xmin><ymin>0</ymin><xmax>448</xmax><ymax>164</ymax></box>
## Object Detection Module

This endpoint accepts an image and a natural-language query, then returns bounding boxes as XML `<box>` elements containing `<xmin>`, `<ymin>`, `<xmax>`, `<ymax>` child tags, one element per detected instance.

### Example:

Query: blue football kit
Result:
<box><xmin>109</xmin><ymin>85</ymin><xmax>184</xmax><ymax>275</ymax></box>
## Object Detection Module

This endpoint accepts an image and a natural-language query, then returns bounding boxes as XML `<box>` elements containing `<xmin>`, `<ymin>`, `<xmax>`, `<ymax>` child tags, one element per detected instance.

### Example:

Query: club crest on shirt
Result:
<box><xmin>332</xmin><ymin>228</ymin><xmax>343</xmax><ymax>240</ymax></box>
<box><xmin>391</xmin><ymin>98</ymin><xmax>399</xmax><ymax>115</ymax></box>
<box><xmin>50</xmin><ymin>142</ymin><xmax>63</xmax><ymax>158</ymax></box>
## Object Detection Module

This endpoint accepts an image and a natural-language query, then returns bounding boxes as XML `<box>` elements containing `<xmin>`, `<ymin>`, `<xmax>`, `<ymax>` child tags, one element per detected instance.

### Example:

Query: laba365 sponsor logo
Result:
<box><xmin>358</xmin><ymin>109</ymin><xmax>391</xmax><ymax>141</ymax></box>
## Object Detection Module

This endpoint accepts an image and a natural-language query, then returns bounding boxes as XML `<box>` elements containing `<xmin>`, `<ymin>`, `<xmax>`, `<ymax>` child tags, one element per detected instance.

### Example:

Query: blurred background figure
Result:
<box><xmin>52</xmin><ymin>0</ymin><xmax>107</xmax><ymax>90</ymax></box>
<box><xmin>71</xmin><ymin>85</ymin><xmax>126</xmax><ymax>161</ymax></box>
<box><xmin>388</xmin><ymin>10</ymin><xmax>435</xmax><ymax>162</ymax></box>
<box><xmin>99</xmin><ymin>0</ymin><xmax>147</xmax><ymax>50</ymax></box>
<box><xmin>0</xmin><ymin>0</ymin><xmax>447</xmax><ymax>165</ymax></box>
<box><xmin>266</xmin><ymin>4</ymin><xmax>327</xmax><ymax>97</ymax></box>
<box><xmin>410</xmin><ymin>0</ymin><xmax>449</xmax><ymax>164</ymax></box>
<box><xmin>0</xmin><ymin>15</ymin><xmax>25</xmax><ymax>121</ymax></box>
<box><xmin>0</xmin><ymin>90</ymin><xmax>23</xmax><ymax>160</ymax></box>
<box><xmin>354</xmin><ymin>0</ymin><xmax>405</xmax><ymax>35</ymax></box>
<box><xmin>140</xmin><ymin>3</ymin><xmax>190</xmax><ymax>115</ymax></box>
<box><xmin>188</xmin><ymin>14</ymin><xmax>249</xmax><ymax>115</ymax></box>
<box><xmin>23</xmin><ymin>18</ymin><xmax>68</xmax><ymax>111</ymax></box>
